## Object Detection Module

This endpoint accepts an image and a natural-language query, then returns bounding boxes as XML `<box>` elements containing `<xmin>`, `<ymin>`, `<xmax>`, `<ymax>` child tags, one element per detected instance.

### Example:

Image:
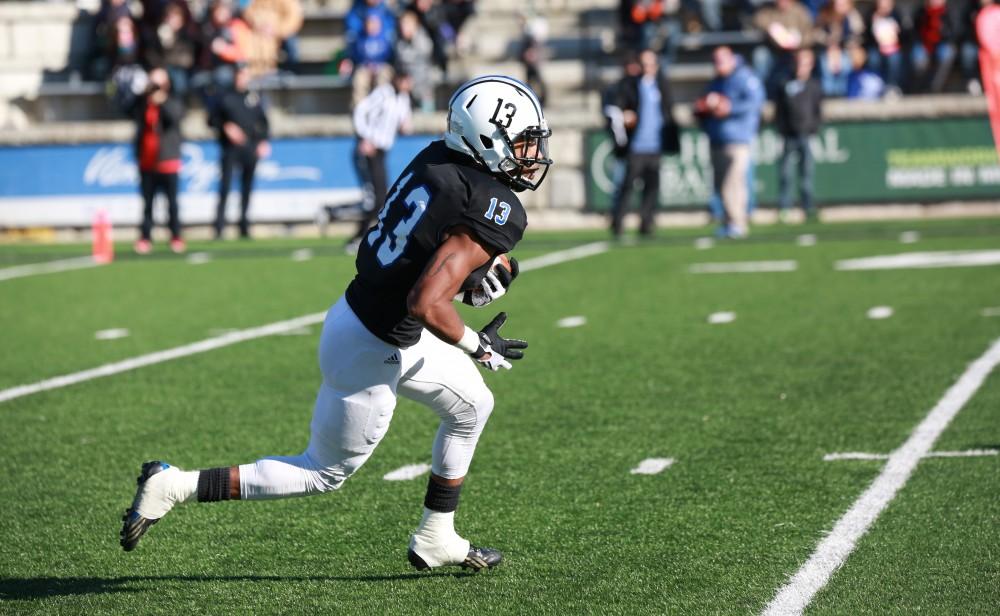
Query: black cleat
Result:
<box><xmin>407</xmin><ymin>548</ymin><xmax>431</xmax><ymax>571</ymax></box>
<box><xmin>119</xmin><ymin>461</ymin><xmax>169</xmax><ymax>552</ymax></box>
<box><xmin>407</xmin><ymin>544</ymin><xmax>503</xmax><ymax>572</ymax></box>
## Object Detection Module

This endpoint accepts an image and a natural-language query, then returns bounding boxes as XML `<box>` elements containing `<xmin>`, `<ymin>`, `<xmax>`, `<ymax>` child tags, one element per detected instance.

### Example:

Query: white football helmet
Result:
<box><xmin>445</xmin><ymin>75</ymin><xmax>552</xmax><ymax>191</ymax></box>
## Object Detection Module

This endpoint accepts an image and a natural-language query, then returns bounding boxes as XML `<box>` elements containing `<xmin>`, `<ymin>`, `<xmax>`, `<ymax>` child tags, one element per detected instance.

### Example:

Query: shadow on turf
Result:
<box><xmin>0</xmin><ymin>572</ymin><xmax>472</xmax><ymax>600</ymax></box>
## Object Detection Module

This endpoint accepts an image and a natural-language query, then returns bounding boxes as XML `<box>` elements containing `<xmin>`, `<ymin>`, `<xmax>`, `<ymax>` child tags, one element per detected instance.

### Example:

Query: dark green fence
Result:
<box><xmin>584</xmin><ymin>116</ymin><xmax>1000</xmax><ymax>210</ymax></box>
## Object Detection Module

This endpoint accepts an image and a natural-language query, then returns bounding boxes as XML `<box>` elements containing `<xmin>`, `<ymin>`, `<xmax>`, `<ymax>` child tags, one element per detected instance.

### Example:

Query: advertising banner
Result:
<box><xmin>0</xmin><ymin>135</ymin><xmax>437</xmax><ymax>227</ymax></box>
<box><xmin>585</xmin><ymin>117</ymin><xmax>1000</xmax><ymax>211</ymax></box>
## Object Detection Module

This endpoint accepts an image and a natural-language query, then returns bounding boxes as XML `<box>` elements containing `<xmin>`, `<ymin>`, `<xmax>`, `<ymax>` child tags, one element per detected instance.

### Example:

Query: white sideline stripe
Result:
<box><xmin>982</xmin><ymin>307</ymin><xmax>1000</xmax><ymax>317</ymax></box>
<box><xmin>0</xmin><ymin>256</ymin><xmax>100</xmax><ymax>282</ymax></box>
<box><xmin>0</xmin><ymin>242</ymin><xmax>610</xmax><ymax>406</ymax></box>
<box><xmin>763</xmin><ymin>336</ymin><xmax>1000</xmax><ymax>616</ymax></box>
<box><xmin>517</xmin><ymin>241</ymin><xmax>609</xmax><ymax>272</ymax></box>
<box><xmin>823</xmin><ymin>449</ymin><xmax>999</xmax><ymax>461</ymax></box>
<box><xmin>689</xmin><ymin>260</ymin><xmax>798</xmax><ymax>274</ymax></box>
<box><xmin>383</xmin><ymin>463</ymin><xmax>432</xmax><ymax>481</ymax></box>
<box><xmin>835</xmin><ymin>250</ymin><xmax>1000</xmax><ymax>271</ymax></box>
<box><xmin>631</xmin><ymin>458</ymin><xmax>675</xmax><ymax>475</ymax></box>
<box><xmin>0</xmin><ymin>312</ymin><xmax>326</xmax><ymax>404</ymax></box>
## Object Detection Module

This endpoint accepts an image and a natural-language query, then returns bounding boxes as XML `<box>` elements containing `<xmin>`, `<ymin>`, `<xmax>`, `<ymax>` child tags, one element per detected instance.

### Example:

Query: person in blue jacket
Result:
<box><xmin>694</xmin><ymin>46</ymin><xmax>765</xmax><ymax>238</ymax></box>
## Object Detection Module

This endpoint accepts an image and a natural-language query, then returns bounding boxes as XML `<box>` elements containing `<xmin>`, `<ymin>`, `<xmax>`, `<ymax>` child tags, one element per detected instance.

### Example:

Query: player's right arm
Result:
<box><xmin>407</xmin><ymin>226</ymin><xmax>526</xmax><ymax>370</ymax></box>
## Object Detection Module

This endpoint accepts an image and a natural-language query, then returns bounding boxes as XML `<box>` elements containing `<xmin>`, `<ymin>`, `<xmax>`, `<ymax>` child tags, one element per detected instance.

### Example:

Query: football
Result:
<box><xmin>461</xmin><ymin>253</ymin><xmax>511</xmax><ymax>291</ymax></box>
<box><xmin>457</xmin><ymin>254</ymin><xmax>512</xmax><ymax>307</ymax></box>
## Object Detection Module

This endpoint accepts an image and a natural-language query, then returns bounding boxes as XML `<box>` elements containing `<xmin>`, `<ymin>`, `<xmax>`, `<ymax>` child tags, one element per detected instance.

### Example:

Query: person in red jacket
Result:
<box><xmin>133</xmin><ymin>67</ymin><xmax>186</xmax><ymax>254</ymax></box>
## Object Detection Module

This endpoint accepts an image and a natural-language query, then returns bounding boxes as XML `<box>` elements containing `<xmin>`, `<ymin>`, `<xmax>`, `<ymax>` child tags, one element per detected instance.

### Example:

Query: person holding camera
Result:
<box><xmin>133</xmin><ymin>67</ymin><xmax>186</xmax><ymax>255</ymax></box>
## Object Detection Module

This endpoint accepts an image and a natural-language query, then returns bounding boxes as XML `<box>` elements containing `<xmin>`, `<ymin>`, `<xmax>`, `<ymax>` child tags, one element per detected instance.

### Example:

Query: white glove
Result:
<box><xmin>475</xmin><ymin>346</ymin><xmax>512</xmax><ymax>371</ymax></box>
<box><xmin>456</xmin><ymin>256</ymin><xmax>519</xmax><ymax>308</ymax></box>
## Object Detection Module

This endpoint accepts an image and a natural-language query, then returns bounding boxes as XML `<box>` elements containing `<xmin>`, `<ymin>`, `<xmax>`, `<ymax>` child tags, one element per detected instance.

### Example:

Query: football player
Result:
<box><xmin>119</xmin><ymin>75</ymin><xmax>552</xmax><ymax>572</ymax></box>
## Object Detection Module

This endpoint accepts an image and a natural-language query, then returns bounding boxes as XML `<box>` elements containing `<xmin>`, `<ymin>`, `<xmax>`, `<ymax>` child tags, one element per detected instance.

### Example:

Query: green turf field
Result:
<box><xmin>1</xmin><ymin>219</ymin><xmax>999</xmax><ymax>614</ymax></box>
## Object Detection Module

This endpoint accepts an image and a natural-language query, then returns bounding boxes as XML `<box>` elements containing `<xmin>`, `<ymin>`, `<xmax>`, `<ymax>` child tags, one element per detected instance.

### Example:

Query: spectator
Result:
<box><xmin>846</xmin><ymin>46</ymin><xmax>886</xmax><ymax>98</ymax></box>
<box><xmin>139</xmin><ymin>0</ymin><xmax>198</xmax><ymax>96</ymax></box>
<box><xmin>685</xmin><ymin>0</ymin><xmax>723</xmax><ymax>32</ymax></box>
<box><xmin>800</xmin><ymin>0</ymin><xmax>826</xmax><ymax>19</ymax></box>
<box><xmin>214</xmin><ymin>64</ymin><xmax>271</xmax><ymax>240</ymax></box>
<box><xmin>775</xmin><ymin>48</ymin><xmax>822</xmax><ymax>222</ymax></box>
<box><xmin>395</xmin><ymin>9</ymin><xmax>436</xmax><ymax>112</ymax></box>
<box><xmin>406</xmin><ymin>0</ymin><xmax>449</xmax><ymax>76</ymax></box>
<box><xmin>441</xmin><ymin>0</ymin><xmax>477</xmax><ymax>53</ymax></box>
<box><xmin>695</xmin><ymin>46</ymin><xmax>765</xmax><ymax>239</ymax></box>
<box><xmin>618</xmin><ymin>0</ymin><xmax>666</xmax><ymax>52</ymax></box>
<box><xmin>199</xmin><ymin>0</ymin><xmax>250</xmax><ymax>88</ymax></box>
<box><xmin>131</xmin><ymin>67</ymin><xmax>186</xmax><ymax>255</ymax></box>
<box><xmin>911</xmin><ymin>0</ymin><xmax>964</xmax><ymax>92</ymax></box>
<box><xmin>347</xmin><ymin>11</ymin><xmax>396</xmax><ymax>106</ymax></box>
<box><xmin>961</xmin><ymin>0</ymin><xmax>995</xmax><ymax>94</ymax></box>
<box><xmin>752</xmin><ymin>0</ymin><xmax>815</xmax><ymax>97</ymax></box>
<box><xmin>602</xmin><ymin>53</ymin><xmax>642</xmax><ymax>218</ymax></box>
<box><xmin>608</xmin><ymin>49</ymin><xmax>680</xmax><ymax>238</ymax></box>
<box><xmin>815</xmin><ymin>0</ymin><xmax>866</xmax><ymax>97</ymax></box>
<box><xmin>865</xmin><ymin>0</ymin><xmax>905</xmax><ymax>93</ymax></box>
<box><xmin>520</xmin><ymin>13</ymin><xmax>549</xmax><ymax>107</ymax></box>
<box><xmin>243</xmin><ymin>0</ymin><xmax>303</xmax><ymax>76</ymax></box>
<box><xmin>347</xmin><ymin>70</ymin><xmax>414</xmax><ymax>253</ymax></box>
<box><xmin>91</xmin><ymin>0</ymin><xmax>134</xmax><ymax>80</ymax></box>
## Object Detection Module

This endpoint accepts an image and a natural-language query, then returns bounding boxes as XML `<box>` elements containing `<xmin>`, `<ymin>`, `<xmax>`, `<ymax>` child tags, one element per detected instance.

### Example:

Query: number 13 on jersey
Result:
<box><xmin>366</xmin><ymin>172</ymin><xmax>431</xmax><ymax>266</ymax></box>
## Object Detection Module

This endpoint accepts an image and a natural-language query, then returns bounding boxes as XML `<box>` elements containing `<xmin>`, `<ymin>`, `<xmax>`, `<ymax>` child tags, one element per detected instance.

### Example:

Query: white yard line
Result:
<box><xmin>763</xmin><ymin>336</ymin><xmax>1000</xmax><ymax>616</ymax></box>
<box><xmin>517</xmin><ymin>241</ymin><xmax>609</xmax><ymax>272</ymax></box>
<box><xmin>0</xmin><ymin>312</ymin><xmax>326</xmax><ymax>405</ymax></box>
<box><xmin>835</xmin><ymin>250</ymin><xmax>1000</xmax><ymax>271</ymax></box>
<box><xmin>689</xmin><ymin>260</ymin><xmax>798</xmax><ymax>274</ymax></box>
<box><xmin>0</xmin><ymin>242</ymin><xmax>611</xmax><ymax>406</ymax></box>
<box><xmin>823</xmin><ymin>449</ymin><xmax>998</xmax><ymax>462</ymax></box>
<box><xmin>0</xmin><ymin>256</ymin><xmax>101</xmax><ymax>282</ymax></box>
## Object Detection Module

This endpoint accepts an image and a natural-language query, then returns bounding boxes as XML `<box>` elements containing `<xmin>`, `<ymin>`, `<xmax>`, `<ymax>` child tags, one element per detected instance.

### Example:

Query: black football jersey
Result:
<box><xmin>344</xmin><ymin>140</ymin><xmax>528</xmax><ymax>348</ymax></box>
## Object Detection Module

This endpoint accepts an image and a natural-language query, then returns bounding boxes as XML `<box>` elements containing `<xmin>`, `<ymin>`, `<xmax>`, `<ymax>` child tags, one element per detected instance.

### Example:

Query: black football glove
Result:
<box><xmin>473</xmin><ymin>312</ymin><xmax>528</xmax><ymax>371</ymax></box>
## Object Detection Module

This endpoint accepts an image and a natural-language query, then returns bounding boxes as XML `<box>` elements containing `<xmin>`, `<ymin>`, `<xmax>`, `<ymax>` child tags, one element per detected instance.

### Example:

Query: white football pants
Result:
<box><xmin>239</xmin><ymin>296</ymin><xmax>495</xmax><ymax>499</ymax></box>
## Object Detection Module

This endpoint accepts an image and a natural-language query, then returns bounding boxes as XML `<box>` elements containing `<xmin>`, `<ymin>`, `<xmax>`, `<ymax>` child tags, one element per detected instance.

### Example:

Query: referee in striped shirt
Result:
<box><xmin>347</xmin><ymin>69</ymin><xmax>414</xmax><ymax>252</ymax></box>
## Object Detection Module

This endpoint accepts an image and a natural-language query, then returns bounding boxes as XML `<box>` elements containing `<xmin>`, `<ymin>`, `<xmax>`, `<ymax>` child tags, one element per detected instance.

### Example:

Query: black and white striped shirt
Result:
<box><xmin>352</xmin><ymin>84</ymin><xmax>412</xmax><ymax>151</ymax></box>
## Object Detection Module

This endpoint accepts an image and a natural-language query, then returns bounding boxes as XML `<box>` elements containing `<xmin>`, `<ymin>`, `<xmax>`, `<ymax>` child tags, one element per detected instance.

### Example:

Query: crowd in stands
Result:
<box><xmin>619</xmin><ymin>0</ymin><xmax>994</xmax><ymax>98</ymax></box>
<box><xmin>88</xmin><ymin>0</ymin><xmax>477</xmax><ymax>115</ymax></box>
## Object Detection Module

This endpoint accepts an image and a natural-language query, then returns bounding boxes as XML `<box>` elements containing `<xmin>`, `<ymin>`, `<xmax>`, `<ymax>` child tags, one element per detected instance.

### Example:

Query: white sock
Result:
<box><xmin>135</xmin><ymin>467</ymin><xmax>199</xmax><ymax>519</ymax></box>
<box><xmin>171</xmin><ymin>469</ymin><xmax>199</xmax><ymax>504</ymax></box>
<box><xmin>409</xmin><ymin>508</ymin><xmax>470</xmax><ymax>568</ymax></box>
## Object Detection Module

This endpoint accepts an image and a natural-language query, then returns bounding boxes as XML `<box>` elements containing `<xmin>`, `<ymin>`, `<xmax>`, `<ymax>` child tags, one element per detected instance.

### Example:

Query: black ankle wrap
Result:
<box><xmin>197</xmin><ymin>467</ymin><xmax>231</xmax><ymax>502</ymax></box>
<box><xmin>424</xmin><ymin>478</ymin><xmax>462</xmax><ymax>512</ymax></box>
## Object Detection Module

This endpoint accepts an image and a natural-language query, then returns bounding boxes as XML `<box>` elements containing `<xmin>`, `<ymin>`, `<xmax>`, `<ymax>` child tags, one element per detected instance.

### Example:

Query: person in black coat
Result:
<box><xmin>606</xmin><ymin>49</ymin><xmax>680</xmax><ymax>237</ymax></box>
<box><xmin>132</xmin><ymin>67</ymin><xmax>186</xmax><ymax>254</ymax></box>
<box><xmin>214</xmin><ymin>64</ymin><xmax>270</xmax><ymax>239</ymax></box>
<box><xmin>775</xmin><ymin>48</ymin><xmax>822</xmax><ymax>221</ymax></box>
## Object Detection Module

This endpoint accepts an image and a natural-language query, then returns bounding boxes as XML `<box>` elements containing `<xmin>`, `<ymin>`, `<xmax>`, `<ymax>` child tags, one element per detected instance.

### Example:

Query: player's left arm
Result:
<box><xmin>407</xmin><ymin>226</ymin><xmax>526</xmax><ymax>370</ymax></box>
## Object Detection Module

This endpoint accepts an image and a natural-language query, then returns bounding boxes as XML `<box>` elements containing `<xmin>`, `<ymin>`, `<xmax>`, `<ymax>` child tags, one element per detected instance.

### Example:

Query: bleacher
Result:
<box><xmin>0</xmin><ymin>0</ymin><xmax>778</xmax><ymax>128</ymax></box>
